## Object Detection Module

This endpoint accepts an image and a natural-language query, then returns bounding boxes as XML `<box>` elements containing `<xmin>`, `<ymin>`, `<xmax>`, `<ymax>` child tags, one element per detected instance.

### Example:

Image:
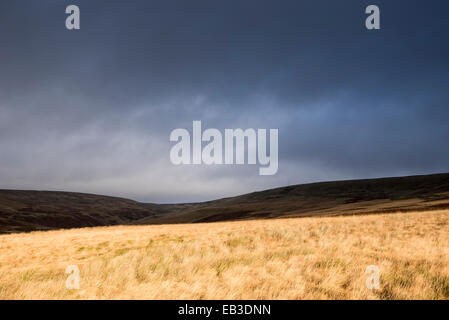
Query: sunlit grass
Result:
<box><xmin>0</xmin><ymin>210</ymin><xmax>448</xmax><ymax>299</ymax></box>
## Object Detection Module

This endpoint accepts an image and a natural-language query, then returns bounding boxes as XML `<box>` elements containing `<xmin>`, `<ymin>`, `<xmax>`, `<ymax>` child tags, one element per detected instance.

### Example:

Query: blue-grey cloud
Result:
<box><xmin>0</xmin><ymin>0</ymin><xmax>448</xmax><ymax>202</ymax></box>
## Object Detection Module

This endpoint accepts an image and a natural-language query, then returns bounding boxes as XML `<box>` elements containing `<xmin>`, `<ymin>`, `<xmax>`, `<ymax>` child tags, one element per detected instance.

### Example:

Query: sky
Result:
<box><xmin>0</xmin><ymin>0</ymin><xmax>448</xmax><ymax>203</ymax></box>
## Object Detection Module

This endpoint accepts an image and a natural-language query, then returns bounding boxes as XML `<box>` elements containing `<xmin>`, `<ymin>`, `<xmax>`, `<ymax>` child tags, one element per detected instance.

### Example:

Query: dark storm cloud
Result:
<box><xmin>0</xmin><ymin>0</ymin><xmax>448</xmax><ymax>202</ymax></box>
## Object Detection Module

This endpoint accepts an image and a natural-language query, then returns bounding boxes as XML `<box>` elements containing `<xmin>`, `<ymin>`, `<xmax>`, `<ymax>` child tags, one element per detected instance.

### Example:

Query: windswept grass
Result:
<box><xmin>0</xmin><ymin>210</ymin><xmax>448</xmax><ymax>299</ymax></box>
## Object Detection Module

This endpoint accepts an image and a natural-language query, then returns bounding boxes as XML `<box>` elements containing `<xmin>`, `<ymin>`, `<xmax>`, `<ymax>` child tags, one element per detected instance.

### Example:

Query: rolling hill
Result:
<box><xmin>1</xmin><ymin>173</ymin><xmax>449</xmax><ymax>233</ymax></box>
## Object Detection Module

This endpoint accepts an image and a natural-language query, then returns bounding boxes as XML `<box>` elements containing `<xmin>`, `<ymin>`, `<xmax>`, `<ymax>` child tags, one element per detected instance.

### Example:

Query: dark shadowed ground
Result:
<box><xmin>1</xmin><ymin>173</ymin><xmax>449</xmax><ymax>233</ymax></box>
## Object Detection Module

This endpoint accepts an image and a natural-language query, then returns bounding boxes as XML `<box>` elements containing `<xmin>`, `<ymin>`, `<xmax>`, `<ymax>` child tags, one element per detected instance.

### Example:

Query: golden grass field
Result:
<box><xmin>0</xmin><ymin>210</ymin><xmax>448</xmax><ymax>300</ymax></box>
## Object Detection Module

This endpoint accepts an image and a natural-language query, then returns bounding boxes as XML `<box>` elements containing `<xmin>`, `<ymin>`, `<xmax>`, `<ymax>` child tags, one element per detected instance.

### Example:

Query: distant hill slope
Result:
<box><xmin>142</xmin><ymin>173</ymin><xmax>449</xmax><ymax>224</ymax></box>
<box><xmin>2</xmin><ymin>173</ymin><xmax>449</xmax><ymax>233</ymax></box>
<box><xmin>0</xmin><ymin>191</ymin><xmax>163</xmax><ymax>234</ymax></box>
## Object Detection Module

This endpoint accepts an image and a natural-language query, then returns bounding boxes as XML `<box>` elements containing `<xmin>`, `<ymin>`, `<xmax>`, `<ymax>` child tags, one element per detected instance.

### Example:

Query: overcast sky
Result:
<box><xmin>0</xmin><ymin>0</ymin><xmax>448</xmax><ymax>203</ymax></box>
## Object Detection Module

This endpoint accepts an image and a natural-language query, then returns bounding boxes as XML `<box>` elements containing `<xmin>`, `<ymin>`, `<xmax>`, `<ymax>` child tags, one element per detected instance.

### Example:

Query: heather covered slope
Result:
<box><xmin>141</xmin><ymin>173</ymin><xmax>449</xmax><ymax>224</ymax></box>
<box><xmin>2</xmin><ymin>173</ymin><xmax>449</xmax><ymax>233</ymax></box>
<box><xmin>0</xmin><ymin>191</ymin><xmax>163</xmax><ymax>234</ymax></box>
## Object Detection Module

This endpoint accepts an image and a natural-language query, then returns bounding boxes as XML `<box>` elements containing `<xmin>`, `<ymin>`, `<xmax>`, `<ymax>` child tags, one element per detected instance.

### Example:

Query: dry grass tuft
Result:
<box><xmin>0</xmin><ymin>210</ymin><xmax>448</xmax><ymax>299</ymax></box>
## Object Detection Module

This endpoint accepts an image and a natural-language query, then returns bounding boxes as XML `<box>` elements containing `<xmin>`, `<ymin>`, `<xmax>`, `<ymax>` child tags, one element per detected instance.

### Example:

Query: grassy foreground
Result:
<box><xmin>0</xmin><ymin>210</ymin><xmax>448</xmax><ymax>299</ymax></box>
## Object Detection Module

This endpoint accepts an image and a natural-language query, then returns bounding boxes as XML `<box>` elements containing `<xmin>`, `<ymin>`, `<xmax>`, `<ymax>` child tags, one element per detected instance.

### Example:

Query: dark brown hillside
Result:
<box><xmin>141</xmin><ymin>173</ymin><xmax>449</xmax><ymax>224</ymax></box>
<box><xmin>2</xmin><ymin>173</ymin><xmax>449</xmax><ymax>233</ymax></box>
<box><xmin>0</xmin><ymin>191</ymin><xmax>163</xmax><ymax>234</ymax></box>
